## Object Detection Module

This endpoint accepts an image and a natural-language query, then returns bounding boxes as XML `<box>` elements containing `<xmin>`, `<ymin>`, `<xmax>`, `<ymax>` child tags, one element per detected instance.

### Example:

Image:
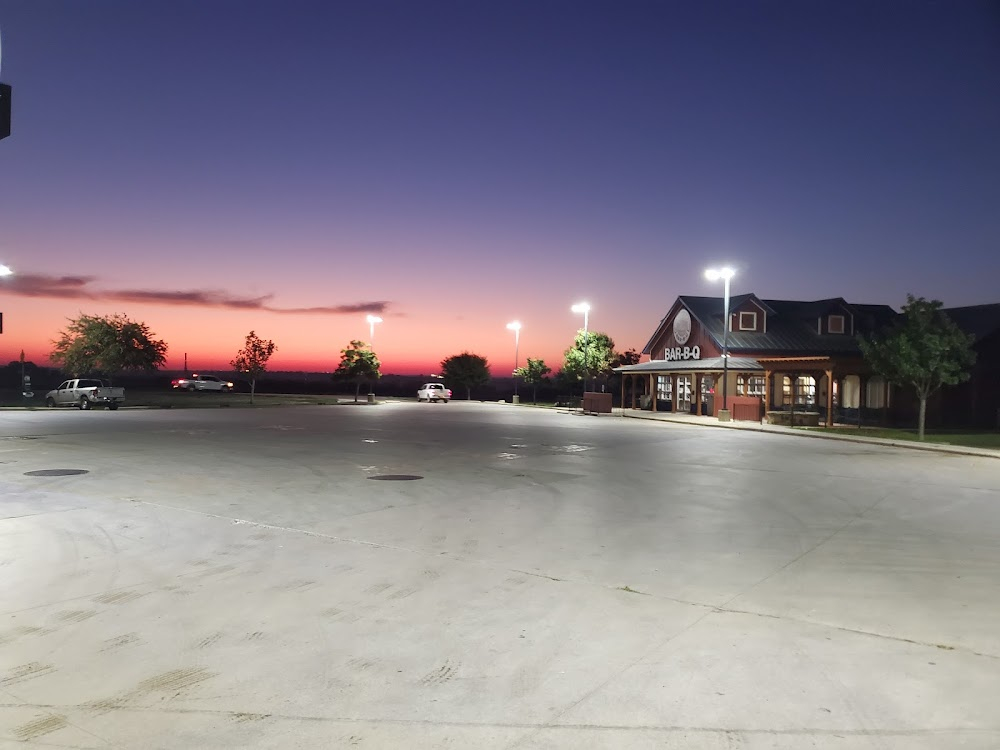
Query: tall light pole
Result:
<box><xmin>704</xmin><ymin>267</ymin><xmax>735</xmax><ymax>419</ymax></box>
<box><xmin>366</xmin><ymin>314</ymin><xmax>382</xmax><ymax>347</ymax></box>
<box><xmin>571</xmin><ymin>302</ymin><xmax>591</xmax><ymax>396</ymax></box>
<box><xmin>506</xmin><ymin>321</ymin><xmax>521</xmax><ymax>403</ymax></box>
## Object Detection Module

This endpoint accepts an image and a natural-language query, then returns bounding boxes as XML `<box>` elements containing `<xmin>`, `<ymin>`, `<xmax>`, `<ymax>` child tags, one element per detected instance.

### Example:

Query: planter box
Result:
<box><xmin>766</xmin><ymin>411</ymin><xmax>820</xmax><ymax>427</ymax></box>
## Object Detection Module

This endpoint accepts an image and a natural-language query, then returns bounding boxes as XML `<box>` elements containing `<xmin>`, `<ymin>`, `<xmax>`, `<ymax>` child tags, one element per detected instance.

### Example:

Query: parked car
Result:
<box><xmin>171</xmin><ymin>374</ymin><xmax>234</xmax><ymax>392</ymax></box>
<box><xmin>417</xmin><ymin>383</ymin><xmax>451</xmax><ymax>402</ymax></box>
<box><xmin>45</xmin><ymin>379</ymin><xmax>126</xmax><ymax>410</ymax></box>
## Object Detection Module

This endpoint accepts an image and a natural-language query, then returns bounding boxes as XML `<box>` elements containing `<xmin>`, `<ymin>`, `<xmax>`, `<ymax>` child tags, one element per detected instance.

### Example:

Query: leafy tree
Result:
<box><xmin>858</xmin><ymin>295</ymin><xmax>976</xmax><ymax>440</ymax></box>
<box><xmin>231</xmin><ymin>330</ymin><xmax>277</xmax><ymax>404</ymax></box>
<box><xmin>333</xmin><ymin>340</ymin><xmax>382</xmax><ymax>402</ymax></box>
<box><xmin>562</xmin><ymin>330</ymin><xmax>617</xmax><ymax>390</ymax></box>
<box><xmin>615</xmin><ymin>348</ymin><xmax>641</xmax><ymax>367</ymax></box>
<box><xmin>514</xmin><ymin>357</ymin><xmax>551</xmax><ymax>404</ymax></box>
<box><xmin>607</xmin><ymin>348</ymin><xmax>641</xmax><ymax>401</ymax></box>
<box><xmin>441</xmin><ymin>352</ymin><xmax>490</xmax><ymax>400</ymax></box>
<box><xmin>50</xmin><ymin>313</ymin><xmax>167</xmax><ymax>380</ymax></box>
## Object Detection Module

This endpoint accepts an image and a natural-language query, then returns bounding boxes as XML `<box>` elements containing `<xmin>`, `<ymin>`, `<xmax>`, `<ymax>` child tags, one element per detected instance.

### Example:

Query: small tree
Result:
<box><xmin>607</xmin><ymin>348</ymin><xmax>641</xmax><ymax>401</ymax></box>
<box><xmin>562</xmin><ymin>330</ymin><xmax>617</xmax><ymax>390</ymax></box>
<box><xmin>441</xmin><ymin>352</ymin><xmax>490</xmax><ymax>400</ymax></box>
<box><xmin>231</xmin><ymin>331</ymin><xmax>276</xmax><ymax>404</ymax></box>
<box><xmin>858</xmin><ymin>295</ymin><xmax>975</xmax><ymax>440</ymax></box>
<box><xmin>334</xmin><ymin>340</ymin><xmax>382</xmax><ymax>402</ymax></box>
<box><xmin>50</xmin><ymin>313</ymin><xmax>168</xmax><ymax>380</ymax></box>
<box><xmin>514</xmin><ymin>357</ymin><xmax>551</xmax><ymax>404</ymax></box>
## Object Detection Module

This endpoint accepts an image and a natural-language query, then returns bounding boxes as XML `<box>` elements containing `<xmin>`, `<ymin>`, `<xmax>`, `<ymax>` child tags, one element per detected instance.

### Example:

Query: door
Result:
<box><xmin>56</xmin><ymin>381</ymin><xmax>73</xmax><ymax>405</ymax></box>
<box><xmin>676</xmin><ymin>375</ymin><xmax>692</xmax><ymax>413</ymax></box>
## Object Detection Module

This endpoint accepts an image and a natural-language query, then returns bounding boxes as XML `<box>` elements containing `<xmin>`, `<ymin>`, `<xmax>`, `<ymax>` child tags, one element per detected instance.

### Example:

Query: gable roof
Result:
<box><xmin>646</xmin><ymin>295</ymin><xmax>898</xmax><ymax>357</ymax></box>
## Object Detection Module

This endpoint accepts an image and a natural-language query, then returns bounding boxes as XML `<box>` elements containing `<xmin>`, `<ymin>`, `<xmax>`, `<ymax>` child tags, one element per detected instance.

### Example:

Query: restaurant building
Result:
<box><xmin>615</xmin><ymin>294</ymin><xmax>899</xmax><ymax>426</ymax></box>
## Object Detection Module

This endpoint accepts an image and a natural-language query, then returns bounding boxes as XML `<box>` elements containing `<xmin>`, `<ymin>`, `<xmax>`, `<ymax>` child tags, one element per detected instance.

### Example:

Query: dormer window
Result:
<box><xmin>828</xmin><ymin>315</ymin><xmax>845</xmax><ymax>334</ymax></box>
<box><xmin>738</xmin><ymin>311</ymin><xmax>757</xmax><ymax>331</ymax></box>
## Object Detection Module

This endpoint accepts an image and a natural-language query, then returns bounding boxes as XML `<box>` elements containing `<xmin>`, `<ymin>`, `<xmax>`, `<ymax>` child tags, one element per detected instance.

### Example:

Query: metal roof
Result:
<box><xmin>675</xmin><ymin>295</ymin><xmax>898</xmax><ymax>356</ymax></box>
<box><xmin>615</xmin><ymin>356</ymin><xmax>763</xmax><ymax>373</ymax></box>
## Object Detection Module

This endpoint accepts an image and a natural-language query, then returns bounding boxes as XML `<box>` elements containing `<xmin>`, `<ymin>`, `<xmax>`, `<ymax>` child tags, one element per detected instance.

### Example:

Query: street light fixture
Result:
<box><xmin>506</xmin><ymin>321</ymin><xmax>521</xmax><ymax>402</ymax></box>
<box><xmin>704</xmin><ymin>267</ymin><xmax>735</xmax><ymax>418</ymax></box>
<box><xmin>571</xmin><ymin>302</ymin><xmax>591</xmax><ymax>395</ymax></box>
<box><xmin>366</xmin><ymin>314</ymin><xmax>382</xmax><ymax>346</ymax></box>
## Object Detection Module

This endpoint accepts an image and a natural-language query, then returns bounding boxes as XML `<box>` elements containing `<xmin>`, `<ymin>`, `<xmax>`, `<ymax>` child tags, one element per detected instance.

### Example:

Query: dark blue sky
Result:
<box><xmin>1</xmin><ymin>1</ymin><xmax>998</xmax><ymax>371</ymax></box>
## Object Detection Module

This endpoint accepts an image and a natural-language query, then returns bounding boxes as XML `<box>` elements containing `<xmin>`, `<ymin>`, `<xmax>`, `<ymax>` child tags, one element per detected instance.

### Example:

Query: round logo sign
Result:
<box><xmin>673</xmin><ymin>309</ymin><xmax>692</xmax><ymax>345</ymax></box>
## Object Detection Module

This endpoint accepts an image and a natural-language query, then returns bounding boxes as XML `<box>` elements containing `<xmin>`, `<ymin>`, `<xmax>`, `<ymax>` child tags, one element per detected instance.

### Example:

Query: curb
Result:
<box><xmin>617</xmin><ymin>411</ymin><xmax>1000</xmax><ymax>460</ymax></box>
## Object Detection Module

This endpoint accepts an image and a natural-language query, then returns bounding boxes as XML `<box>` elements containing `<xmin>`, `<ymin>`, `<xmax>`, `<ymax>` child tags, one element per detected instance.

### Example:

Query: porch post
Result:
<box><xmin>825</xmin><ymin>368</ymin><xmax>834</xmax><ymax>427</ymax></box>
<box><xmin>764</xmin><ymin>369</ymin><xmax>772</xmax><ymax>412</ymax></box>
<box><xmin>620</xmin><ymin>375</ymin><xmax>625</xmax><ymax>413</ymax></box>
<box><xmin>651</xmin><ymin>374</ymin><xmax>656</xmax><ymax>412</ymax></box>
<box><xmin>695</xmin><ymin>374</ymin><xmax>703</xmax><ymax>416</ymax></box>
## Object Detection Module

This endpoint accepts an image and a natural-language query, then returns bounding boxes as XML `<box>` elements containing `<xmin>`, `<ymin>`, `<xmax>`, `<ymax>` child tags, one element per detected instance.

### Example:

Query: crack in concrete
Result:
<box><xmin>2</xmin><ymin>702</ymin><xmax>996</xmax><ymax>737</ymax></box>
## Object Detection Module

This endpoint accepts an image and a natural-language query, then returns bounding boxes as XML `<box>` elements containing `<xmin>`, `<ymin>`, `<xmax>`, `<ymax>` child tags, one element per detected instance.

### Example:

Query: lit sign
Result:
<box><xmin>665</xmin><ymin>346</ymin><xmax>701</xmax><ymax>361</ymax></box>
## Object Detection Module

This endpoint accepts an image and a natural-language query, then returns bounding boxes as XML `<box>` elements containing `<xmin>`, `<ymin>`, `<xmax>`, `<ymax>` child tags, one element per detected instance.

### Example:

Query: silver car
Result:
<box><xmin>171</xmin><ymin>374</ymin><xmax>234</xmax><ymax>392</ymax></box>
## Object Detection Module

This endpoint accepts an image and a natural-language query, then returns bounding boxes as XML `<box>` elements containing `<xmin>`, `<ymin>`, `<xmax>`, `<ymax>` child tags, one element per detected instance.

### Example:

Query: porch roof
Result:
<box><xmin>754</xmin><ymin>355</ymin><xmax>840</xmax><ymax>370</ymax></box>
<box><xmin>614</xmin><ymin>356</ymin><xmax>763</xmax><ymax>374</ymax></box>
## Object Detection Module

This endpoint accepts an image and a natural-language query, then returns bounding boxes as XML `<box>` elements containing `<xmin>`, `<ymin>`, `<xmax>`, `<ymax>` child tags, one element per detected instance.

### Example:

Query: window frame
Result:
<box><xmin>738</xmin><ymin>311</ymin><xmax>757</xmax><ymax>331</ymax></box>
<box><xmin>828</xmin><ymin>314</ymin><xmax>845</xmax><ymax>334</ymax></box>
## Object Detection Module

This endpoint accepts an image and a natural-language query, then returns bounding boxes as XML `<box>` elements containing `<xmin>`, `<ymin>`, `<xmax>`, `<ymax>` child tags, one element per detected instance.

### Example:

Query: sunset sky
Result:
<box><xmin>1</xmin><ymin>1</ymin><xmax>998</xmax><ymax>375</ymax></box>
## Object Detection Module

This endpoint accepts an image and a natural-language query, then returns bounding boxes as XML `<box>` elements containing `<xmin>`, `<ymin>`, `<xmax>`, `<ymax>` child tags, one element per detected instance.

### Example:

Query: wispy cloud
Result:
<box><xmin>5</xmin><ymin>274</ymin><xmax>388</xmax><ymax>315</ymax></box>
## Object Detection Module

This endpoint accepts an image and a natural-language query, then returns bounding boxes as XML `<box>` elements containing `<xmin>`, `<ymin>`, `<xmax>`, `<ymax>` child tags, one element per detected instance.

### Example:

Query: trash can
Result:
<box><xmin>367</xmin><ymin>393</ymin><xmax>375</xmax><ymax>404</ymax></box>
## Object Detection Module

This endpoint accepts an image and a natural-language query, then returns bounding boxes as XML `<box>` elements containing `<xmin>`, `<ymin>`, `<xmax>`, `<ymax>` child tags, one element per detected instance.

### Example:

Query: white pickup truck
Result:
<box><xmin>45</xmin><ymin>379</ymin><xmax>126</xmax><ymax>410</ymax></box>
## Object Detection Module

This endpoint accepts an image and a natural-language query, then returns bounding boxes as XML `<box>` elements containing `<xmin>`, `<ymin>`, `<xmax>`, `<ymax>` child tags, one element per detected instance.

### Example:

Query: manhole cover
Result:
<box><xmin>24</xmin><ymin>469</ymin><xmax>90</xmax><ymax>477</ymax></box>
<box><xmin>367</xmin><ymin>474</ymin><xmax>423</xmax><ymax>481</ymax></box>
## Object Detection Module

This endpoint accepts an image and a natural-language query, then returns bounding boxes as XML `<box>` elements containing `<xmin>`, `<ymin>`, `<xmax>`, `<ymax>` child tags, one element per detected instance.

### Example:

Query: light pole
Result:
<box><xmin>571</xmin><ymin>302</ymin><xmax>591</xmax><ymax>396</ymax></box>
<box><xmin>366</xmin><ymin>314</ymin><xmax>382</xmax><ymax>347</ymax></box>
<box><xmin>506</xmin><ymin>321</ymin><xmax>521</xmax><ymax>403</ymax></box>
<box><xmin>704</xmin><ymin>267</ymin><xmax>735</xmax><ymax>420</ymax></box>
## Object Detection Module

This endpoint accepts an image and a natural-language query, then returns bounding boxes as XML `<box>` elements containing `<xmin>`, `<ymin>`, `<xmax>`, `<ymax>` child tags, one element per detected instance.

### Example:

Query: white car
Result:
<box><xmin>171</xmin><ymin>374</ymin><xmax>234</xmax><ymax>392</ymax></box>
<box><xmin>417</xmin><ymin>383</ymin><xmax>451</xmax><ymax>402</ymax></box>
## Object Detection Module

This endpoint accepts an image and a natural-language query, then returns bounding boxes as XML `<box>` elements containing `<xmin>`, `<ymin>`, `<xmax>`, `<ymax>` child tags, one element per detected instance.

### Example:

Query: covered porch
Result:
<box><xmin>615</xmin><ymin>357</ymin><xmax>765</xmax><ymax>420</ymax></box>
<box><xmin>755</xmin><ymin>356</ymin><xmax>890</xmax><ymax>428</ymax></box>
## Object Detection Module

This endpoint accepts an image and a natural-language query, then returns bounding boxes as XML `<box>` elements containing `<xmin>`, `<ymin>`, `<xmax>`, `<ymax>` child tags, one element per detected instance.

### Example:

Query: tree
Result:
<box><xmin>441</xmin><ymin>352</ymin><xmax>490</xmax><ymax>400</ymax></box>
<box><xmin>50</xmin><ymin>313</ymin><xmax>167</xmax><ymax>380</ymax></box>
<box><xmin>333</xmin><ymin>340</ymin><xmax>382</xmax><ymax>402</ymax></box>
<box><xmin>231</xmin><ymin>331</ymin><xmax>277</xmax><ymax>404</ymax></box>
<box><xmin>607</xmin><ymin>348</ymin><xmax>641</xmax><ymax>401</ymax></box>
<box><xmin>615</xmin><ymin>348</ymin><xmax>641</xmax><ymax>367</ymax></box>
<box><xmin>514</xmin><ymin>357</ymin><xmax>551</xmax><ymax>404</ymax></box>
<box><xmin>562</xmin><ymin>330</ymin><xmax>617</xmax><ymax>390</ymax></box>
<box><xmin>858</xmin><ymin>295</ymin><xmax>975</xmax><ymax>440</ymax></box>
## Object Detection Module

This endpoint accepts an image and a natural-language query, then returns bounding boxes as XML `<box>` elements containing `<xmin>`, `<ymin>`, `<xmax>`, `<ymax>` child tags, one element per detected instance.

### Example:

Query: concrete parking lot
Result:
<box><xmin>1</xmin><ymin>402</ymin><xmax>998</xmax><ymax>748</ymax></box>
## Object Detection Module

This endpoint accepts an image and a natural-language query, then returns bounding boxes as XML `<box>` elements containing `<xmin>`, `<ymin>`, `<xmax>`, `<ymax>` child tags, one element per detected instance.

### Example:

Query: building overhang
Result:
<box><xmin>615</xmin><ymin>356</ymin><xmax>763</xmax><ymax>374</ymax></box>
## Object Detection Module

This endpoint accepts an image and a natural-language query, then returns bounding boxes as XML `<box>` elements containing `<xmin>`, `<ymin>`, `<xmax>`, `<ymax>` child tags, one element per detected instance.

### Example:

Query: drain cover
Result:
<box><xmin>368</xmin><ymin>474</ymin><xmax>423</xmax><ymax>481</ymax></box>
<box><xmin>24</xmin><ymin>469</ymin><xmax>89</xmax><ymax>477</ymax></box>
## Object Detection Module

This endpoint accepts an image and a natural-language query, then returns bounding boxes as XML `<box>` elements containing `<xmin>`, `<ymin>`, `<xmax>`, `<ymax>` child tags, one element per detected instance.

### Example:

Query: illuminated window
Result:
<box><xmin>795</xmin><ymin>376</ymin><xmax>816</xmax><ymax>406</ymax></box>
<box><xmin>747</xmin><ymin>376</ymin><xmax>765</xmax><ymax>396</ymax></box>
<box><xmin>739</xmin><ymin>311</ymin><xmax>757</xmax><ymax>331</ymax></box>
<box><xmin>736</xmin><ymin>375</ymin><xmax>745</xmax><ymax>396</ymax></box>
<box><xmin>842</xmin><ymin>375</ymin><xmax>860</xmax><ymax>408</ymax></box>
<box><xmin>656</xmin><ymin>376</ymin><xmax>672</xmax><ymax>400</ymax></box>
<box><xmin>867</xmin><ymin>376</ymin><xmax>888</xmax><ymax>408</ymax></box>
<box><xmin>783</xmin><ymin>376</ymin><xmax>816</xmax><ymax>406</ymax></box>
